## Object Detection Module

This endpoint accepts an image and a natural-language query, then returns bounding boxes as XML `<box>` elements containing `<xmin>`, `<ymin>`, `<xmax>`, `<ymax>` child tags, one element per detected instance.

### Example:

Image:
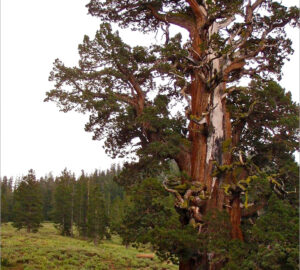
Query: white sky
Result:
<box><xmin>1</xmin><ymin>0</ymin><xmax>299</xmax><ymax>179</ymax></box>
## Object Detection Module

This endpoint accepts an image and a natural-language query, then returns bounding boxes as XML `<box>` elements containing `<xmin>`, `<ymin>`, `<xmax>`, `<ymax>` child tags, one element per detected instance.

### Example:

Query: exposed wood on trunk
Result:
<box><xmin>223</xmin><ymin>104</ymin><xmax>232</xmax><ymax>168</ymax></box>
<box><xmin>205</xmin><ymin>83</ymin><xmax>224</xmax><ymax>166</ymax></box>
<box><xmin>158</xmin><ymin>1</ymin><xmax>251</xmax><ymax>268</ymax></box>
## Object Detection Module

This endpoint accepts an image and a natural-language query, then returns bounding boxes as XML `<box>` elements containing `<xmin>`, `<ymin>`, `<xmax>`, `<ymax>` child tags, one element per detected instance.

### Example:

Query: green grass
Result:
<box><xmin>1</xmin><ymin>223</ymin><xmax>177</xmax><ymax>270</ymax></box>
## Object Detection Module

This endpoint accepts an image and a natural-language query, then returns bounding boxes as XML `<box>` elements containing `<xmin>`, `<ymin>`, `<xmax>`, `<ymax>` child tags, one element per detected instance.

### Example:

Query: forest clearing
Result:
<box><xmin>1</xmin><ymin>223</ymin><xmax>176</xmax><ymax>270</ymax></box>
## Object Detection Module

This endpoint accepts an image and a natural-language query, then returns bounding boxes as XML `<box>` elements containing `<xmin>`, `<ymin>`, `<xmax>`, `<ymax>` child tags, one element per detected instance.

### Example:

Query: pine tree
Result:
<box><xmin>39</xmin><ymin>173</ymin><xmax>55</xmax><ymax>221</ymax></box>
<box><xmin>1</xmin><ymin>176</ymin><xmax>14</xmax><ymax>223</ymax></box>
<box><xmin>52</xmin><ymin>169</ymin><xmax>75</xmax><ymax>236</ymax></box>
<box><xmin>109</xmin><ymin>195</ymin><xmax>126</xmax><ymax>234</ymax></box>
<box><xmin>73</xmin><ymin>168</ymin><xmax>123</xmax><ymax>238</ymax></box>
<box><xmin>45</xmin><ymin>1</ymin><xmax>299</xmax><ymax>268</ymax></box>
<box><xmin>12</xmin><ymin>170</ymin><xmax>43</xmax><ymax>233</ymax></box>
<box><xmin>87</xmin><ymin>184</ymin><xmax>110</xmax><ymax>244</ymax></box>
<box><xmin>73</xmin><ymin>171</ymin><xmax>89</xmax><ymax>237</ymax></box>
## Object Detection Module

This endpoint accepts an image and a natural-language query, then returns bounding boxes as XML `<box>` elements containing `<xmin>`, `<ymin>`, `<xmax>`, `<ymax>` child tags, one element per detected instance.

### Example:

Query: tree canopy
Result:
<box><xmin>45</xmin><ymin>1</ymin><xmax>299</xmax><ymax>269</ymax></box>
<box><xmin>12</xmin><ymin>170</ymin><xmax>43</xmax><ymax>233</ymax></box>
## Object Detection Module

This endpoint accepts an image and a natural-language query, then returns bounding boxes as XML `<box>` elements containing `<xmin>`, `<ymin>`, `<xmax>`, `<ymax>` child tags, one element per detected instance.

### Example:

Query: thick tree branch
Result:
<box><xmin>186</xmin><ymin>0</ymin><xmax>207</xmax><ymax>23</ymax></box>
<box><xmin>163</xmin><ymin>179</ymin><xmax>184</xmax><ymax>205</ymax></box>
<box><xmin>251</xmin><ymin>0</ymin><xmax>265</xmax><ymax>11</ymax></box>
<box><xmin>128</xmin><ymin>75</ymin><xmax>145</xmax><ymax>99</ymax></box>
<box><xmin>113</xmin><ymin>62</ymin><xmax>146</xmax><ymax>113</ymax></box>
<box><xmin>217</xmin><ymin>16</ymin><xmax>235</xmax><ymax>29</ymax></box>
<box><xmin>113</xmin><ymin>93</ymin><xmax>137</xmax><ymax>107</ymax></box>
<box><xmin>147</xmin><ymin>5</ymin><xmax>193</xmax><ymax>32</ymax></box>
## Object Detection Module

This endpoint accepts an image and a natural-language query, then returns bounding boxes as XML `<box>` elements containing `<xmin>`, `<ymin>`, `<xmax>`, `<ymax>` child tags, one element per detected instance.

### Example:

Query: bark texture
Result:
<box><xmin>166</xmin><ymin>3</ymin><xmax>247</xmax><ymax>269</ymax></box>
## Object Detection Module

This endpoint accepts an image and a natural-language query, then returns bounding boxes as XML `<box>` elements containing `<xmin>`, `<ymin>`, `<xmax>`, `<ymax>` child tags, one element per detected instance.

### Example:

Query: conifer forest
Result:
<box><xmin>1</xmin><ymin>1</ymin><xmax>300</xmax><ymax>270</ymax></box>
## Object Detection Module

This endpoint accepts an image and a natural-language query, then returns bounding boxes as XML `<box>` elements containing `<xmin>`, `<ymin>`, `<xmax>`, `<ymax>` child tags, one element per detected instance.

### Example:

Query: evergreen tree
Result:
<box><xmin>1</xmin><ymin>176</ymin><xmax>14</xmax><ymax>223</ymax></box>
<box><xmin>74</xmin><ymin>171</ymin><xmax>89</xmax><ymax>237</ymax></box>
<box><xmin>12</xmin><ymin>170</ymin><xmax>43</xmax><ymax>233</ymax></box>
<box><xmin>87</xmin><ymin>184</ymin><xmax>110</xmax><ymax>243</ymax></box>
<box><xmin>118</xmin><ymin>178</ymin><xmax>179</xmax><ymax>249</ymax></box>
<box><xmin>45</xmin><ymin>1</ymin><xmax>299</xmax><ymax>268</ymax></box>
<box><xmin>221</xmin><ymin>194</ymin><xmax>299</xmax><ymax>270</ymax></box>
<box><xmin>109</xmin><ymin>195</ymin><xmax>127</xmax><ymax>234</ymax></box>
<box><xmin>73</xmin><ymin>168</ymin><xmax>123</xmax><ymax>238</ymax></box>
<box><xmin>52</xmin><ymin>169</ymin><xmax>75</xmax><ymax>236</ymax></box>
<box><xmin>39</xmin><ymin>173</ymin><xmax>55</xmax><ymax>221</ymax></box>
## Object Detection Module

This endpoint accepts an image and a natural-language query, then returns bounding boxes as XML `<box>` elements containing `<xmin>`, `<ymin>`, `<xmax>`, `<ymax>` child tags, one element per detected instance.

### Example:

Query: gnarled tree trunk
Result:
<box><xmin>173</xmin><ymin>21</ymin><xmax>244</xmax><ymax>269</ymax></box>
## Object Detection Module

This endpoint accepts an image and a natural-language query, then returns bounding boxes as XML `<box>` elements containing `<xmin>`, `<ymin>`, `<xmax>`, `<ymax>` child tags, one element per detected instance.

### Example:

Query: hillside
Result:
<box><xmin>1</xmin><ymin>223</ymin><xmax>177</xmax><ymax>270</ymax></box>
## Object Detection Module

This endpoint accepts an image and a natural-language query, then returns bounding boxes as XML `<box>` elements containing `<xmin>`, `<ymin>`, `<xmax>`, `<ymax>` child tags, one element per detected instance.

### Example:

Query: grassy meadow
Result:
<box><xmin>1</xmin><ymin>223</ymin><xmax>177</xmax><ymax>270</ymax></box>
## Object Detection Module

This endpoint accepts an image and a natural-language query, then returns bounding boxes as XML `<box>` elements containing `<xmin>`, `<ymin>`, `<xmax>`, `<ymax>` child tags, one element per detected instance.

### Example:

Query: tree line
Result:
<box><xmin>1</xmin><ymin>165</ymin><xmax>123</xmax><ymax>241</ymax></box>
<box><xmin>1</xmin><ymin>155</ymin><xmax>299</xmax><ymax>268</ymax></box>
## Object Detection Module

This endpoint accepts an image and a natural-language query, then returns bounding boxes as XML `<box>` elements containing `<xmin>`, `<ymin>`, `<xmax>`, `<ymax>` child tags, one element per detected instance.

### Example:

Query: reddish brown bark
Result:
<box><xmin>173</xmin><ymin>24</ymin><xmax>244</xmax><ymax>270</ymax></box>
<box><xmin>189</xmin><ymin>29</ymin><xmax>210</xmax><ymax>184</ymax></box>
<box><xmin>179</xmin><ymin>258</ymin><xmax>201</xmax><ymax>270</ymax></box>
<box><xmin>170</xmin><ymin>4</ymin><xmax>244</xmax><ymax>269</ymax></box>
<box><xmin>230</xmin><ymin>197</ymin><xmax>243</xmax><ymax>240</ymax></box>
<box><xmin>190</xmin><ymin>76</ymin><xmax>209</xmax><ymax>183</ymax></box>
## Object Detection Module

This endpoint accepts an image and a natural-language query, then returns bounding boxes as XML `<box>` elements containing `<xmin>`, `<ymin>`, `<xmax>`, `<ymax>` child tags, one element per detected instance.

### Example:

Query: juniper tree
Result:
<box><xmin>45</xmin><ymin>1</ymin><xmax>299</xmax><ymax>269</ymax></box>
<box><xmin>12</xmin><ymin>170</ymin><xmax>43</xmax><ymax>233</ymax></box>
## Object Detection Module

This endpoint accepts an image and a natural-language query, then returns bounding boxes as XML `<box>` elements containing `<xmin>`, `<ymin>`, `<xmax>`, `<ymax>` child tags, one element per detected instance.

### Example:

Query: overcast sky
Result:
<box><xmin>1</xmin><ymin>0</ymin><xmax>299</xmax><ymax>179</ymax></box>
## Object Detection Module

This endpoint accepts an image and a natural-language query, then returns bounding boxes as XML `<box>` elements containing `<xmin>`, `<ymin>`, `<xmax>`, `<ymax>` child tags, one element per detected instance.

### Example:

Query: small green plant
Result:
<box><xmin>1</xmin><ymin>257</ymin><xmax>12</xmax><ymax>267</ymax></box>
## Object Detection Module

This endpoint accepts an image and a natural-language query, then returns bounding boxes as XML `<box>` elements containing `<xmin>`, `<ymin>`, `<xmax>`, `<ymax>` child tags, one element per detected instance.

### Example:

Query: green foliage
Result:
<box><xmin>52</xmin><ymin>169</ymin><xmax>75</xmax><ymax>236</ymax></box>
<box><xmin>73</xmin><ymin>171</ymin><xmax>89</xmax><ymax>236</ymax></box>
<box><xmin>223</xmin><ymin>195</ymin><xmax>299</xmax><ymax>270</ymax></box>
<box><xmin>45</xmin><ymin>23</ymin><xmax>187</xmax><ymax>174</ymax></box>
<box><xmin>73</xmin><ymin>166</ymin><xmax>123</xmax><ymax>239</ymax></box>
<box><xmin>12</xmin><ymin>170</ymin><xmax>43</xmax><ymax>233</ymax></box>
<box><xmin>118</xmin><ymin>178</ymin><xmax>172</xmax><ymax>245</ymax></box>
<box><xmin>248</xmin><ymin>195</ymin><xmax>299</xmax><ymax>269</ymax></box>
<box><xmin>44</xmin><ymin>1</ymin><xmax>300</xmax><ymax>268</ymax></box>
<box><xmin>87</xmin><ymin>185</ymin><xmax>110</xmax><ymax>241</ymax></box>
<box><xmin>0</xmin><ymin>176</ymin><xmax>14</xmax><ymax>223</ymax></box>
<box><xmin>39</xmin><ymin>174</ymin><xmax>55</xmax><ymax>221</ymax></box>
<box><xmin>227</xmin><ymin>80</ymin><xmax>299</xmax><ymax>204</ymax></box>
<box><xmin>86</xmin><ymin>0</ymin><xmax>299</xmax><ymax>82</ymax></box>
<box><xmin>5</xmin><ymin>166</ymin><xmax>124</xmax><ymax>242</ymax></box>
<box><xmin>118</xmin><ymin>178</ymin><xmax>232</xmax><ymax>264</ymax></box>
<box><xmin>228</xmin><ymin>80</ymin><xmax>299</xmax><ymax>166</ymax></box>
<box><xmin>87</xmin><ymin>1</ymin><xmax>190</xmax><ymax>33</ymax></box>
<box><xmin>109</xmin><ymin>193</ymin><xmax>131</xmax><ymax>234</ymax></box>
